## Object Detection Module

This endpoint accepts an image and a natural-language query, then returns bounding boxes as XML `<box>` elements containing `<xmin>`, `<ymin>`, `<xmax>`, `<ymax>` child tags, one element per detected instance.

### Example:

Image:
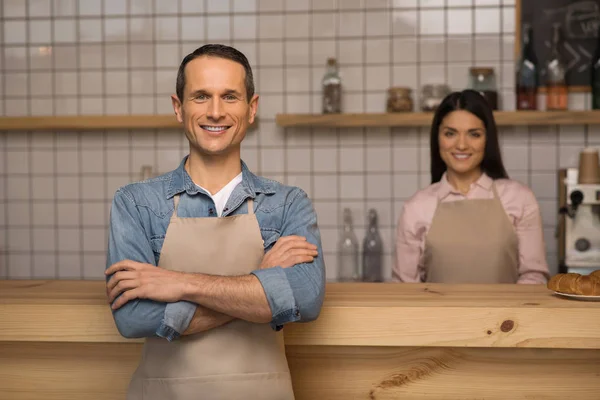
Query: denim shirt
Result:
<box><xmin>106</xmin><ymin>156</ymin><xmax>326</xmax><ymax>341</ymax></box>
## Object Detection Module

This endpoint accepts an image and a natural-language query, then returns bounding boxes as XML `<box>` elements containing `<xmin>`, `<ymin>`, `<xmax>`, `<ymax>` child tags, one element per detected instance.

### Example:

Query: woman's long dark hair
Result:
<box><xmin>430</xmin><ymin>89</ymin><xmax>509</xmax><ymax>184</ymax></box>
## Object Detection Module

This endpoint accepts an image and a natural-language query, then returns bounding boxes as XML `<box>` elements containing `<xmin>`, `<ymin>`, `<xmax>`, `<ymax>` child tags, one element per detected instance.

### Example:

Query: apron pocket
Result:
<box><xmin>142</xmin><ymin>372</ymin><xmax>294</xmax><ymax>400</ymax></box>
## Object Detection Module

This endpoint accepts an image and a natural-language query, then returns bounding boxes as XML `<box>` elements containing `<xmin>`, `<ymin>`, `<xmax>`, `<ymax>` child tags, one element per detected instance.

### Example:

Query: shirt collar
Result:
<box><xmin>437</xmin><ymin>171</ymin><xmax>493</xmax><ymax>199</ymax></box>
<box><xmin>166</xmin><ymin>155</ymin><xmax>276</xmax><ymax>199</ymax></box>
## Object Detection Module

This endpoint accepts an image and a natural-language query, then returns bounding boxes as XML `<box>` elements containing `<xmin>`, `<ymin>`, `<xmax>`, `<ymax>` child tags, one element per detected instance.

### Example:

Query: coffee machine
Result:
<box><xmin>559</xmin><ymin>168</ymin><xmax>600</xmax><ymax>274</ymax></box>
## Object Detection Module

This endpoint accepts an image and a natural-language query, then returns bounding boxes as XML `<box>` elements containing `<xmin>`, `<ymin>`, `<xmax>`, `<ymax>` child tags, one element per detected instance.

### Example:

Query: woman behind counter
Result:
<box><xmin>393</xmin><ymin>90</ymin><xmax>550</xmax><ymax>284</ymax></box>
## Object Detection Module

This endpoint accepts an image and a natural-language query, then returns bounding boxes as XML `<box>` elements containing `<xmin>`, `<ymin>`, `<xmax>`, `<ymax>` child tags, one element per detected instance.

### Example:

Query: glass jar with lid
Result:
<box><xmin>421</xmin><ymin>84</ymin><xmax>451</xmax><ymax>111</ymax></box>
<box><xmin>469</xmin><ymin>67</ymin><xmax>499</xmax><ymax>110</ymax></box>
<box><xmin>386</xmin><ymin>87</ymin><xmax>413</xmax><ymax>112</ymax></box>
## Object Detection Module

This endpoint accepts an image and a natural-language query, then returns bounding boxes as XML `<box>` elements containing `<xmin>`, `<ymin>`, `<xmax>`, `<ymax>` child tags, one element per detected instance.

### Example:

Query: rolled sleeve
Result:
<box><xmin>159</xmin><ymin>301</ymin><xmax>197</xmax><ymax>340</ymax></box>
<box><xmin>252</xmin><ymin>188</ymin><xmax>326</xmax><ymax>330</ymax></box>
<box><xmin>252</xmin><ymin>267</ymin><xmax>299</xmax><ymax>330</ymax></box>
<box><xmin>107</xmin><ymin>188</ymin><xmax>196</xmax><ymax>341</ymax></box>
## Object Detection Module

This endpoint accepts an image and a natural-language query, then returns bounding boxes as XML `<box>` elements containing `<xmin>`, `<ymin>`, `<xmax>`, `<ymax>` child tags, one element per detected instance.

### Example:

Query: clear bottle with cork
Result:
<box><xmin>337</xmin><ymin>208</ymin><xmax>360</xmax><ymax>282</ymax></box>
<box><xmin>546</xmin><ymin>24</ymin><xmax>568</xmax><ymax>110</ymax></box>
<box><xmin>516</xmin><ymin>24</ymin><xmax>538</xmax><ymax>110</ymax></box>
<box><xmin>140</xmin><ymin>165</ymin><xmax>154</xmax><ymax>180</ymax></box>
<box><xmin>362</xmin><ymin>209</ymin><xmax>383</xmax><ymax>283</ymax></box>
<box><xmin>322</xmin><ymin>58</ymin><xmax>341</xmax><ymax>114</ymax></box>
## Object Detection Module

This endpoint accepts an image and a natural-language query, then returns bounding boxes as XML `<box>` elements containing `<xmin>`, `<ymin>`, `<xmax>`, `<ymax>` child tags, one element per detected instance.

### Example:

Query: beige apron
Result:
<box><xmin>127</xmin><ymin>195</ymin><xmax>295</xmax><ymax>400</ymax></box>
<box><xmin>423</xmin><ymin>183</ymin><xmax>519</xmax><ymax>283</ymax></box>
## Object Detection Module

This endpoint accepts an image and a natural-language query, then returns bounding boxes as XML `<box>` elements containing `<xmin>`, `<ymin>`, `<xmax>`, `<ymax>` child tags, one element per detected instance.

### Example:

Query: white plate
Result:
<box><xmin>554</xmin><ymin>292</ymin><xmax>600</xmax><ymax>301</ymax></box>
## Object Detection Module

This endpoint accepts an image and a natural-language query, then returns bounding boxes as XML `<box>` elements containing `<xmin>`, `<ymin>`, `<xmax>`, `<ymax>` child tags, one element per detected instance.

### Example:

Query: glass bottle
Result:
<box><xmin>546</xmin><ymin>24</ymin><xmax>568</xmax><ymax>110</ymax></box>
<box><xmin>591</xmin><ymin>23</ymin><xmax>600</xmax><ymax>109</ymax></box>
<box><xmin>140</xmin><ymin>165</ymin><xmax>153</xmax><ymax>180</ymax></box>
<box><xmin>362</xmin><ymin>209</ymin><xmax>383</xmax><ymax>283</ymax></box>
<box><xmin>516</xmin><ymin>24</ymin><xmax>538</xmax><ymax>110</ymax></box>
<box><xmin>322</xmin><ymin>58</ymin><xmax>342</xmax><ymax>114</ymax></box>
<box><xmin>337</xmin><ymin>208</ymin><xmax>360</xmax><ymax>282</ymax></box>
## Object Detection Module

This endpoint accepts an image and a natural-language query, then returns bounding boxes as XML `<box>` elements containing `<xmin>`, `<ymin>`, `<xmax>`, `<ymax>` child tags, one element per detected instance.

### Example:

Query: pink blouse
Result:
<box><xmin>393</xmin><ymin>173</ymin><xmax>550</xmax><ymax>284</ymax></box>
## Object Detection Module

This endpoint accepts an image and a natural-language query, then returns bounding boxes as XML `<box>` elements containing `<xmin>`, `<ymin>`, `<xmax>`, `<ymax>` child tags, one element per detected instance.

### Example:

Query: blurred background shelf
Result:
<box><xmin>0</xmin><ymin>115</ymin><xmax>181</xmax><ymax>131</ymax></box>
<box><xmin>0</xmin><ymin>116</ymin><xmax>262</xmax><ymax>132</ymax></box>
<box><xmin>276</xmin><ymin>111</ymin><xmax>600</xmax><ymax>128</ymax></box>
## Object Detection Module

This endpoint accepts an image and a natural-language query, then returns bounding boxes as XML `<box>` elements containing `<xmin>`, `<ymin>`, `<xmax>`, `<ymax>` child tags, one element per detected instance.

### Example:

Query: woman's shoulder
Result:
<box><xmin>399</xmin><ymin>182</ymin><xmax>442</xmax><ymax>231</ymax></box>
<box><xmin>403</xmin><ymin>181</ymin><xmax>443</xmax><ymax>210</ymax></box>
<box><xmin>493</xmin><ymin>178</ymin><xmax>539</xmax><ymax>206</ymax></box>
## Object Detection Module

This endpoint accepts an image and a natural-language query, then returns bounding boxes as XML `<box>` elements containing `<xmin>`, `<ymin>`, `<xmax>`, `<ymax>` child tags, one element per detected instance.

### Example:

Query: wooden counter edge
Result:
<box><xmin>1</xmin><ymin>303</ymin><xmax>599</xmax><ymax>349</ymax></box>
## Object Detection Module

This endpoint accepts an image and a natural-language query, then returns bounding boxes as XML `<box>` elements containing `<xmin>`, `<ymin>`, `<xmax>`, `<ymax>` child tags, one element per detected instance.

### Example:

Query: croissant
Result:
<box><xmin>574</xmin><ymin>275</ymin><xmax>600</xmax><ymax>296</ymax></box>
<box><xmin>547</xmin><ymin>271</ymin><xmax>600</xmax><ymax>296</ymax></box>
<box><xmin>547</xmin><ymin>273</ymin><xmax>582</xmax><ymax>293</ymax></box>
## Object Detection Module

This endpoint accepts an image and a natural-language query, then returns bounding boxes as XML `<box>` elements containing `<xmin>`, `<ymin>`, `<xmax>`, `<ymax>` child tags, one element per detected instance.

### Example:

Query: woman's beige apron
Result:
<box><xmin>423</xmin><ymin>183</ymin><xmax>519</xmax><ymax>283</ymax></box>
<box><xmin>127</xmin><ymin>195</ymin><xmax>295</xmax><ymax>400</ymax></box>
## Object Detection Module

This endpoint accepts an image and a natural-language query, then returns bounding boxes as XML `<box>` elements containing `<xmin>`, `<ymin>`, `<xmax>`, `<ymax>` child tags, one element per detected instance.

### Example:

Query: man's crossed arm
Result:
<box><xmin>105</xmin><ymin>236</ymin><xmax>318</xmax><ymax>336</ymax></box>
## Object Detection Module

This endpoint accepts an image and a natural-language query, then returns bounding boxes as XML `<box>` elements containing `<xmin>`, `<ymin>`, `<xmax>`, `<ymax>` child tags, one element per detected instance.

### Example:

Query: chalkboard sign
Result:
<box><xmin>517</xmin><ymin>0</ymin><xmax>600</xmax><ymax>91</ymax></box>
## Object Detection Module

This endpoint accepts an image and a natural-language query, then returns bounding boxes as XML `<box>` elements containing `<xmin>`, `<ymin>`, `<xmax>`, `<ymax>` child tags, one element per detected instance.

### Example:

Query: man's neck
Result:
<box><xmin>446</xmin><ymin>168</ymin><xmax>483</xmax><ymax>195</ymax></box>
<box><xmin>185</xmin><ymin>150</ymin><xmax>242</xmax><ymax>195</ymax></box>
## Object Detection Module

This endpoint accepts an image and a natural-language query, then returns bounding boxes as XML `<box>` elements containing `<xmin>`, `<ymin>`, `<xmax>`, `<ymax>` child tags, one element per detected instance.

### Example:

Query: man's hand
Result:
<box><xmin>105</xmin><ymin>260</ymin><xmax>187</xmax><ymax>310</ymax></box>
<box><xmin>259</xmin><ymin>235</ymin><xmax>318</xmax><ymax>269</ymax></box>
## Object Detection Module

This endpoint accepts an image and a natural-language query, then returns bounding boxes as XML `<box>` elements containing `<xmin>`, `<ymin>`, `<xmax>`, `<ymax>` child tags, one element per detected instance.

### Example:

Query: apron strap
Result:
<box><xmin>172</xmin><ymin>194</ymin><xmax>181</xmax><ymax>219</ymax></box>
<box><xmin>247</xmin><ymin>199</ymin><xmax>254</xmax><ymax>215</ymax></box>
<box><xmin>490</xmin><ymin>182</ymin><xmax>500</xmax><ymax>199</ymax></box>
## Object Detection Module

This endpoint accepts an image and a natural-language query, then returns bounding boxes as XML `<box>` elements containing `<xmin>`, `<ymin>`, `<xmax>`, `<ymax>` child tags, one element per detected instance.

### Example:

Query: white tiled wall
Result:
<box><xmin>1</xmin><ymin>0</ymin><xmax>599</xmax><ymax>281</ymax></box>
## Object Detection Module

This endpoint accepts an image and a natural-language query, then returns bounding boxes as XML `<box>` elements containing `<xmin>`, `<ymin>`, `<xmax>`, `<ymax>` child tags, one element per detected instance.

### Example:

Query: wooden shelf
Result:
<box><xmin>276</xmin><ymin>110</ymin><xmax>600</xmax><ymax>128</ymax></box>
<box><xmin>0</xmin><ymin>115</ymin><xmax>181</xmax><ymax>131</ymax></box>
<box><xmin>2</xmin><ymin>111</ymin><xmax>599</xmax><ymax>131</ymax></box>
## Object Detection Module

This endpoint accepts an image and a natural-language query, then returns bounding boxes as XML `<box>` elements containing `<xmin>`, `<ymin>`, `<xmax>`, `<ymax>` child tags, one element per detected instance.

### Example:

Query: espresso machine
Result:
<box><xmin>559</xmin><ymin>168</ymin><xmax>600</xmax><ymax>274</ymax></box>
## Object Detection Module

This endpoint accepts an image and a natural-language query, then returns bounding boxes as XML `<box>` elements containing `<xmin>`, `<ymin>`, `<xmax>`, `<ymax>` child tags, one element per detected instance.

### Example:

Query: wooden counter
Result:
<box><xmin>1</xmin><ymin>280</ymin><xmax>599</xmax><ymax>399</ymax></box>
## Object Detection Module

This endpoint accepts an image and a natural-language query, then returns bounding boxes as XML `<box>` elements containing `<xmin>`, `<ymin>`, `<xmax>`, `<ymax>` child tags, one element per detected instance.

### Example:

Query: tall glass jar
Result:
<box><xmin>469</xmin><ymin>67</ymin><xmax>499</xmax><ymax>110</ymax></box>
<box><xmin>421</xmin><ymin>84</ymin><xmax>451</xmax><ymax>111</ymax></box>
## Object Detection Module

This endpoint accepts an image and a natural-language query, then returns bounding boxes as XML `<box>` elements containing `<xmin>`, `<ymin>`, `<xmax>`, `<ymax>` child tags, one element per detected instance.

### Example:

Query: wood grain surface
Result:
<box><xmin>287</xmin><ymin>345</ymin><xmax>600</xmax><ymax>400</ymax></box>
<box><xmin>1</xmin><ymin>342</ymin><xmax>599</xmax><ymax>400</ymax></box>
<box><xmin>1</xmin><ymin>281</ymin><xmax>599</xmax><ymax>349</ymax></box>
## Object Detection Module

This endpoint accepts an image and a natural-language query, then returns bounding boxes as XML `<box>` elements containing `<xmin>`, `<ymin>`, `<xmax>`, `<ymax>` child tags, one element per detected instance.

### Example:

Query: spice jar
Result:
<box><xmin>421</xmin><ymin>84</ymin><xmax>451</xmax><ymax>111</ymax></box>
<box><xmin>469</xmin><ymin>67</ymin><xmax>499</xmax><ymax>110</ymax></box>
<box><xmin>386</xmin><ymin>87</ymin><xmax>413</xmax><ymax>112</ymax></box>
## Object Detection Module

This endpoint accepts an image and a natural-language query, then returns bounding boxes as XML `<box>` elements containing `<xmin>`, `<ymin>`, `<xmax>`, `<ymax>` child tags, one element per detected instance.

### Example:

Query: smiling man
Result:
<box><xmin>104</xmin><ymin>44</ymin><xmax>326</xmax><ymax>400</ymax></box>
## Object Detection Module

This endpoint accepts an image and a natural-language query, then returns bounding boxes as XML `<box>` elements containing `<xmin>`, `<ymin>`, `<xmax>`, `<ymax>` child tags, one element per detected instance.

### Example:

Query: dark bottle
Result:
<box><xmin>516</xmin><ymin>24</ymin><xmax>538</xmax><ymax>110</ymax></box>
<box><xmin>362</xmin><ymin>209</ymin><xmax>383</xmax><ymax>282</ymax></box>
<box><xmin>592</xmin><ymin>24</ymin><xmax>600</xmax><ymax>109</ymax></box>
<box><xmin>546</xmin><ymin>24</ymin><xmax>568</xmax><ymax>110</ymax></box>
